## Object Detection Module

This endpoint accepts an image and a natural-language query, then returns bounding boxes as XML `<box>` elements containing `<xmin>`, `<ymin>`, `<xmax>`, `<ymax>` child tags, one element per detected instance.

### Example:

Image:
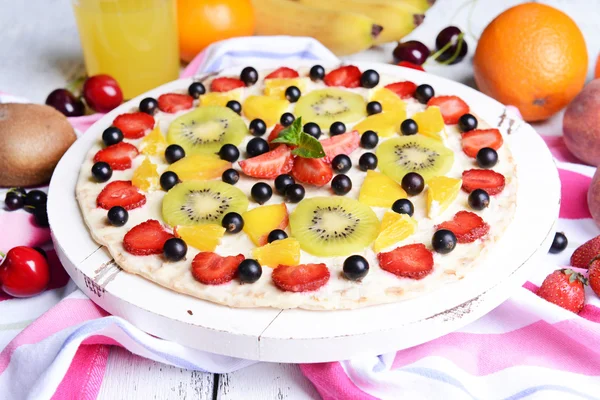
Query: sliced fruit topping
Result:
<box><xmin>461</xmin><ymin>169</ymin><xmax>505</xmax><ymax>195</ymax></box>
<box><xmin>411</xmin><ymin>106</ymin><xmax>445</xmax><ymax>141</ymax></box>
<box><xmin>162</xmin><ymin>181</ymin><xmax>249</xmax><ymax>227</ymax></box>
<box><xmin>239</xmin><ymin>145</ymin><xmax>294</xmax><ymax>179</ymax></box>
<box><xmin>243</xmin><ymin>95</ymin><xmax>289</xmax><ymax>127</ymax></box>
<box><xmin>140</xmin><ymin>127</ymin><xmax>167</xmax><ymax>156</ymax></box>
<box><xmin>377</xmin><ymin>243</ymin><xmax>434</xmax><ymax>280</ymax></box>
<box><xmin>210</xmin><ymin>77</ymin><xmax>245</xmax><ymax>92</ymax></box>
<box><xmin>291</xmin><ymin>158</ymin><xmax>333</xmax><ymax>187</ymax></box>
<box><xmin>191</xmin><ymin>252</ymin><xmax>245</xmax><ymax>285</ymax></box>
<box><xmin>324</xmin><ymin>65</ymin><xmax>361</xmax><ymax>88</ymax></box>
<box><xmin>571</xmin><ymin>234</ymin><xmax>600</xmax><ymax>268</ymax></box>
<box><xmin>267</xmin><ymin>123</ymin><xmax>286</xmax><ymax>143</ymax></box>
<box><xmin>370</xmin><ymin>87</ymin><xmax>407</xmax><ymax>115</ymax></box>
<box><xmin>243</xmin><ymin>203</ymin><xmax>289</xmax><ymax>246</ymax></box>
<box><xmin>264</xmin><ymin>78</ymin><xmax>309</xmax><ymax>99</ymax></box>
<box><xmin>167</xmin><ymin>154</ymin><xmax>231</xmax><ymax>181</ymax></box>
<box><xmin>123</xmin><ymin>220</ymin><xmax>173</xmax><ymax>256</ymax></box>
<box><xmin>353</xmin><ymin>111</ymin><xmax>406</xmax><ymax>138</ymax></box>
<box><xmin>174</xmin><ymin>224</ymin><xmax>225</xmax><ymax>251</ymax></box>
<box><xmin>384</xmin><ymin>81</ymin><xmax>417</xmax><ymax>99</ymax></box>
<box><xmin>426</xmin><ymin>96</ymin><xmax>469</xmax><ymax>125</ymax></box>
<box><xmin>166</xmin><ymin>106</ymin><xmax>248</xmax><ymax>155</ymax></box>
<box><xmin>265</xmin><ymin>67</ymin><xmax>300</xmax><ymax>79</ymax></box>
<box><xmin>272</xmin><ymin>263</ymin><xmax>330</xmax><ymax>292</ymax></box>
<box><xmin>289</xmin><ymin>197</ymin><xmax>380</xmax><ymax>257</ymax></box>
<box><xmin>377</xmin><ymin>135</ymin><xmax>454</xmax><ymax>182</ymax></box>
<box><xmin>295</xmin><ymin>88</ymin><xmax>366</xmax><ymax>127</ymax></box>
<box><xmin>93</xmin><ymin>142</ymin><xmax>139</xmax><ymax>170</ymax></box>
<box><xmin>462</xmin><ymin>128</ymin><xmax>503</xmax><ymax>158</ymax></box>
<box><xmin>436</xmin><ymin>211</ymin><xmax>489</xmax><ymax>243</ymax></box>
<box><xmin>253</xmin><ymin>238</ymin><xmax>300</xmax><ymax>267</ymax></box>
<box><xmin>158</xmin><ymin>93</ymin><xmax>194</xmax><ymax>114</ymax></box>
<box><xmin>397</xmin><ymin>61</ymin><xmax>425</xmax><ymax>71</ymax></box>
<box><xmin>200</xmin><ymin>88</ymin><xmax>243</xmax><ymax>107</ymax></box>
<box><xmin>373</xmin><ymin>212</ymin><xmax>417</xmax><ymax>253</ymax></box>
<box><xmin>113</xmin><ymin>112</ymin><xmax>155</xmax><ymax>139</ymax></box>
<box><xmin>320</xmin><ymin>130</ymin><xmax>360</xmax><ymax>163</ymax></box>
<box><xmin>426</xmin><ymin>176</ymin><xmax>462</xmax><ymax>218</ymax></box>
<box><xmin>97</xmin><ymin>180</ymin><xmax>146</xmax><ymax>210</ymax></box>
<box><xmin>358</xmin><ymin>170</ymin><xmax>407</xmax><ymax>208</ymax></box>
<box><xmin>132</xmin><ymin>157</ymin><xmax>160</xmax><ymax>192</ymax></box>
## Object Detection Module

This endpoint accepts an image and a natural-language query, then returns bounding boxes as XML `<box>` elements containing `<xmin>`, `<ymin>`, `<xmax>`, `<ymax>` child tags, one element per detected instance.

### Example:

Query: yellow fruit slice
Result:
<box><xmin>132</xmin><ymin>157</ymin><xmax>159</xmax><ymax>192</ymax></box>
<box><xmin>373</xmin><ymin>212</ymin><xmax>417</xmax><ymax>253</ymax></box>
<box><xmin>199</xmin><ymin>88</ymin><xmax>243</xmax><ymax>107</ymax></box>
<box><xmin>243</xmin><ymin>203</ymin><xmax>288</xmax><ymax>246</ymax></box>
<box><xmin>426</xmin><ymin>176</ymin><xmax>462</xmax><ymax>218</ymax></box>
<box><xmin>243</xmin><ymin>95</ymin><xmax>290</xmax><ymax>127</ymax></box>
<box><xmin>412</xmin><ymin>106</ymin><xmax>446</xmax><ymax>141</ymax></box>
<box><xmin>140</xmin><ymin>127</ymin><xmax>167</xmax><ymax>156</ymax></box>
<box><xmin>166</xmin><ymin>154</ymin><xmax>231</xmax><ymax>181</ymax></box>
<box><xmin>353</xmin><ymin>111</ymin><xmax>406</xmax><ymax>138</ymax></box>
<box><xmin>252</xmin><ymin>238</ymin><xmax>300</xmax><ymax>267</ymax></box>
<box><xmin>175</xmin><ymin>224</ymin><xmax>225</xmax><ymax>251</ymax></box>
<box><xmin>358</xmin><ymin>170</ymin><xmax>408</xmax><ymax>208</ymax></box>
<box><xmin>264</xmin><ymin>78</ymin><xmax>309</xmax><ymax>99</ymax></box>
<box><xmin>370</xmin><ymin>87</ymin><xmax>406</xmax><ymax>115</ymax></box>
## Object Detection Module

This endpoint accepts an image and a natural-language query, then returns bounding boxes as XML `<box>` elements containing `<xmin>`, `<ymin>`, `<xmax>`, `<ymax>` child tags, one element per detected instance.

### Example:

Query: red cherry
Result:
<box><xmin>83</xmin><ymin>74</ymin><xmax>124</xmax><ymax>113</ymax></box>
<box><xmin>0</xmin><ymin>246</ymin><xmax>50</xmax><ymax>297</ymax></box>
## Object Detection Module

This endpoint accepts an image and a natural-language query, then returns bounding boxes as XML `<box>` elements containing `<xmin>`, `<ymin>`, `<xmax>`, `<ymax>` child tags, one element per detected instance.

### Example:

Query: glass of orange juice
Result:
<box><xmin>72</xmin><ymin>0</ymin><xmax>180</xmax><ymax>99</ymax></box>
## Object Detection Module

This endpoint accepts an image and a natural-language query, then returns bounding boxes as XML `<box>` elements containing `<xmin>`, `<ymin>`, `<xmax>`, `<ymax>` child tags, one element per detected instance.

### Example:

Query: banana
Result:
<box><xmin>252</xmin><ymin>0</ymin><xmax>382</xmax><ymax>56</ymax></box>
<box><xmin>387</xmin><ymin>0</ymin><xmax>433</xmax><ymax>13</ymax></box>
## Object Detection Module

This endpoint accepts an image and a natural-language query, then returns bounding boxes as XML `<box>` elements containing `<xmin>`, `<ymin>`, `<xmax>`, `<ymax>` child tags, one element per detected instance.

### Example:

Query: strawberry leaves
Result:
<box><xmin>272</xmin><ymin>117</ymin><xmax>325</xmax><ymax>158</ymax></box>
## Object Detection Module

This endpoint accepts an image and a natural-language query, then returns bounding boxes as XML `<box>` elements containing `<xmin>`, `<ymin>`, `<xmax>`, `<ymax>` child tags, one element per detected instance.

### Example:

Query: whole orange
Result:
<box><xmin>595</xmin><ymin>54</ymin><xmax>600</xmax><ymax>79</ymax></box>
<box><xmin>473</xmin><ymin>3</ymin><xmax>587</xmax><ymax>122</ymax></box>
<box><xmin>177</xmin><ymin>0</ymin><xmax>255</xmax><ymax>63</ymax></box>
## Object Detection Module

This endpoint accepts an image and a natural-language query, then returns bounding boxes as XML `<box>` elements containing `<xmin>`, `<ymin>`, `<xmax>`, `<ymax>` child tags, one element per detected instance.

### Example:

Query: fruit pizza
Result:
<box><xmin>76</xmin><ymin>65</ymin><xmax>517</xmax><ymax>309</ymax></box>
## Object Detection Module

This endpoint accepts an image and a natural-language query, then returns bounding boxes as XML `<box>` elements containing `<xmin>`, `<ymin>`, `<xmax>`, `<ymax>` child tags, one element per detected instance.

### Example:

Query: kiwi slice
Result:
<box><xmin>376</xmin><ymin>135</ymin><xmax>454</xmax><ymax>182</ymax></box>
<box><xmin>162</xmin><ymin>181</ymin><xmax>249</xmax><ymax>227</ymax></box>
<box><xmin>294</xmin><ymin>88</ymin><xmax>366</xmax><ymax>127</ymax></box>
<box><xmin>167</xmin><ymin>106</ymin><xmax>248</xmax><ymax>155</ymax></box>
<box><xmin>289</xmin><ymin>197</ymin><xmax>380</xmax><ymax>257</ymax></box>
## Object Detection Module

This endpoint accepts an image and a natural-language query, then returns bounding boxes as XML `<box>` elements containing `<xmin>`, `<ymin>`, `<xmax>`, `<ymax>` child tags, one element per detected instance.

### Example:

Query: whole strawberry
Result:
<box><xmin>570</xmin><ymin>234</ymin><xmax>600</xmax><ymax>268</ymax></box>
<box><xmin>537</xmin><ymin>269</ymin><xmax>586</xmax><ymax>314</ymax></box>
<box><xmin>588</xmin><ymin>259</ymin><xmax>600</xmax><ymax>298</ymax></box>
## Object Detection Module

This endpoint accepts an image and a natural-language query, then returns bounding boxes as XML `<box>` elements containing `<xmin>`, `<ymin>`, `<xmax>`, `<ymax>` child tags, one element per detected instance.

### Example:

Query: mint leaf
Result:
<box><xmin>272</xmin><ymin>118</ymin><xmax>303</xmax><ymax>145</ymax></box>
<box><xmin>271</xmin><ymin>117</ymin><xmax>325</xmax><ymax>158</ymax></box>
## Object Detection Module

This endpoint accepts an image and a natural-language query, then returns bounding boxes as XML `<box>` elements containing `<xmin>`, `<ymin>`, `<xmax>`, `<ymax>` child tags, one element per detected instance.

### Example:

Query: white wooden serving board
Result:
<box><xmin>47</xmin><ymin>61</ymin><xmax>560</xmax><ymax>363</ymax></box>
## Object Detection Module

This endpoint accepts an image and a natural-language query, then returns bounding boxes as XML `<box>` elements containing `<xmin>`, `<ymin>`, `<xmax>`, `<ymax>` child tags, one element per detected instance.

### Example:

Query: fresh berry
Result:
<box><xmin>285</xmin><ymin>86</ymin><xmax>301</xmax><ymax>103</ymax></box>
<box><xmin>320</xmin><ymin>130</ymin><xmax>360</xmax><ymax>163</ymax></box>
<box><xmin>324</xmin><ymin>65</ymin><xmax>361</xmax><ymax>88</ymax></box>
<box><xmin>393</xmin><ymin>40</ymin><xmax>430</xmax><ymax>65</ymax></box>
<box><xmin>210</xmin><ymin>77</ymin><xmax>245</xmax><ymax>92</ymax></box>
<box><xmin>331</xmin><ymin>154</ymin><xmax>352</xmax><ymax>174</ymax></box>
<box><xmin>246</xmin><ymin>137</ymin><xmax>270</xmax><ymax>158</ymax></box>
<box><xmin>188</xmin><ymin>82</ymin><xmax>206</xmax><ymax>98</ymax></box>
<box><xmin>160</xmin><ymin>171</ymin><xmax>179</xmax><ymax>191</ymax></box>
<box><xmin>392</xmin><ymin>199</ymin><xmax>414</xmax><ymax>216</ymax></box>
<box><xmin>113</xmin><ymin>112</ymin><xmax>155</xmax><ymax>139</ymax></box>
<box><xmin>251</xmin><ymin>182</ymin><xmax>273</xmax><ymax>204</ymax></box>
<box><xmin>303</xmin><ymin>122</ymin><xmax>321</xmax><ymax>139</ymax></box>
<box><xmin>123</xmin><ymin>220</ymin><xmax>173</xmax><ymax>256</ymax></box>
<box><xmin>24</xmin><ymin>190</ymin><xmax>47</xmax><ymax>209</ymax></box>
<box><xmin>280</xmin><ymin>112</ymin><xmax>295</xmax><ymax>127</ymax></box>
<box><xmin>267</xmin><ymin>229</ymin><xmax>288</xmax><ymax>243</ymax></box>
<box><xmin>330</xmin><ymin>121</ymin><xmax>346</xmax><ymax>136</ymax></box>
<box><xmin>549</xmin><ymin>232</ymin><xmax>568</xmax><ymax>254</ymax></box>
<box><xmin>427</xmin><ymin>96</ymin><xmax>469</xmax><ymax>125</ymax></box>
<box><xmin>570</xmin><ymin>235</ymin><xmax>600</xmax><ymax>268</ymax></box>
<box><xmin>267</xmin><ymin>124</ymin><xmax>286</xmax><ymax>143</ymax></box>
<box><xmin>588</xmin><ymin>259</ymin><xmax>600</xmax><ymax>298</ymax></box>
<box><xmin>537</xmin><ymin>269</ymin><xmax>586</xmax><ymax>314</ymax></box>
<box><xmin>91</xmin><ymin>161</ymin><xmax>113</xmax><ymax>182</ymax></box>
<box><xmin>468</xmin><ymin>189</ymin><xmax>490</xmax><ymax>210</ymax></box>
<box><xmin>461</xmin><ymin>169</ymin><xmax>505</xmax><ymax>195</ymax></box>
<box><xmin>275</xmin><ymin>174</ymin><xmax>295</xmax><ymax>195</ymax></box>
<box><xmin>33</xmin><ymin>205</ymin><xmax>49</xmax><ymax>227</ymax></box>
<box><xmin>401</xmin><ymin>172</ymin><xmax>424</xmax><ymax>195</ymax></box>
<box><xmin>397</xmin><ymin>61</ymin><xmax>425</xmax><ymax>71</ymax></box>
<box><xmin>96</xmin><ymin>180</ymin><xmax>146</xmax><ymax>210</ymax></box>
<box><xmin>107</xmin><ymin>206</ymin><xmax>128</xmax><ymax>226</ymax></box>
<box><xmin>139</xmin><ymin>97</ymin><xmax>158</xmax><ymax>115</ymax></box>
<box><xmin>384</xmin><ymin>81</ymin><xmax>417</xmax><ymax>99</ymax></box>
<box><xmin>343</xmin><ymin>255</ymin><xmax>369</xmax><ymax>281</ymax></box>
<box><xmin>226</xmin><ymin>100</ymin><xmax>242</xmax><ymax>114</ymax></box>
<box><xmin>331</xmin><ymin>174</ymin><xmax>352</xmax><ymax>195</ymax></box>
<box><xmin>378</xmin><ymin>243</ymin><xmax>434</xmax><ymax>280</ymax></box>
<box><xmin>291</xmin><ymin>158</ymin><xmax>333</xmax><ymax>187</ymax></box>
<box><xmin>33</xmin><ymin>247</ymin><xmax>48</xmax><ymax>259</ymax></box>
<box><xmin>191</xmin><ymin>252</ymin><xmax>245</xmax><ymax>285</ymax></box>
<box><xmin>360</xmin><ymin>130</ymin><xmax>379</xmax><ymax>149</ymax></box>
<box><xmin>436</xmin><ymin>211</ymin><xmax>489</xmax><ymax>243</ymax></box>
<box><xmin>432</xmin><ymin>229</ymin><xmax>457</xmax><ymax>254</ymax></box>
<box><xmin>158</xmin><ymin>93</ymin><xmax>193</xmax><ymax>113</ymax></box>
<box><xmin>458</xmin><ymin>113</ymin><xmax>478</xmax><ymax>132</ymax></box>
<box><xmin>435</xmin><ymin>26</ymin><xmax>468</xmax><ymax>64</ymax></box>
<box><xmin>222</xmin><ymin>212</ymin><xmax>244</xmax><ymax>233</ymax></box>
<box><xmin>400</xmin><ymin>119</ymin><xmax>418</xmax><ymax>135</ymax></box>
<box><xmin>164</xmin><ymin>144</ymin><xmax>185</xmax><ymax>164</ymax></box>
<box><xmin>5</xmin><ymin>191</ymin><xmax>24</xmax><ymax>211</ymax></box>
<box><xmin>360</xmin><ymin>69</ymin><xmax>380</xmax><ymax>88</ymax></box>
<box><xmin>163</xmin><ymin>238</ymin><xmax>187</xmax><ymax>261</ymax></box>
<box><xmin>265</xmin><ymin>67</ymin><xmax>299</xmax><ymax>79</ymax></box>
<box><xmin>285</xmin><ymin>184</ymin><xmax>305</xmax><ymax>203</ymax></box>
<box><xmin>462</xmin><ymin>128</ymin><xmax>503</xmax><ymax>158</ymax></box>
<box><xmin>366</xmin><ymin>101</ymin><xmax>382</xmax><ymax>115</ymax></box>
<box><xmin>249</xmin><ymin>118</ymin><xmax>267</xmax><ymax>136</ymax></box>
<box><xmin>83</xmin><ymin>74</ymin><xmax>123</xmax><ymax>113</ymax></box>
<box><xmin>222</xmin><ymin>168</ymin><xmax>240</xmax><ymax>185</ymax></box>
<box><xmin>238</xmin><ymin>259</ymin><xmax>262</xmax><ymax>283</ymax></box>
<box><xmin>359</xmin><ymin>153</ymin><xmax>378</xmax><ymax>171</ymax></box>
<box><xmin>239</xmin><ymin>145</ymin><xmax>294</xmax><ymax>179</ymax></box>
<box><xmin>219</xmin><ymin>144</ymin><xmax>240</xmax><ymax>162</ymax></box>
<box><xmin>414</xmin><ymin>84</ymin><xmax>434</xmax><ymax>104</ymax></box>
<box><xmin>476</xmin><ymin>148</ymin><xmax>498</xmax><ymax>169</ymax></box>
<box><xmin>309</xmin><ymin>65</ymin><xmax>325</xmax><ymax>81</ymax></box>
<box><xmin>272</xmin><ymin>263</ymin><xmax>330</xmax><ymax>292</ymax></box>
<box><xmin>240</xmin><ymin>66</ymin><xmax>259</xmax><ymax>86</ymax></box>
<box><xmin>0</xmin><ymin>246</ymin><xmax>50</xmax><ymax>297</ymax></box>
<box><xmin>94</xmin><ymin>142</ymin><xmax>139</xmax><ymax>170</ymax></box>
<box><xmin>102</xmin><ymin>127</ymin><xmax>124</xmax><ymax>146</ymax></box>
<box><xmin>45</xmin><ymin>89</ymin><xmax>85</xmax><ymax>117</ymax></box>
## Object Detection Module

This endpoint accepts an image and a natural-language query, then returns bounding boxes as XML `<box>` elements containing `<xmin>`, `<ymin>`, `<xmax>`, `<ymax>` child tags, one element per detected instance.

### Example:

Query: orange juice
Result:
<box><xmin>72</xmin><ymin>0</ymin><xmax>180</xmax><ymax>99</ymax></box>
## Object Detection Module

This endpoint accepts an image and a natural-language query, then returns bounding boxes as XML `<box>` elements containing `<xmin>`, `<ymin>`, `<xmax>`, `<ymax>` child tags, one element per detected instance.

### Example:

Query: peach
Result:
<box><xmin>563</xmin><ymin>80</ymin><xmax>600</xmax><ymax>166</ymax></box>
<box><xmin>588</xmin><ymin>168</ymin><xmax>600</xmax><ymax>227</ymax></box>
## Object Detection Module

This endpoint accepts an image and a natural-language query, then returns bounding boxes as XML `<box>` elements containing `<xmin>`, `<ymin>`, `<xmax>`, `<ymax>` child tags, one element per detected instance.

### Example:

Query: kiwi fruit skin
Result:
<box><xmin>289</xmin><ymin>196</ymin><xmax>380</xmax><ymax>257</ymax></box>
<box><xmin>294</xmin><ymin>88</ymin><xmax>367</xmax><ymax>127</ymax></box>
<box><xmin>162</xmin><ymin>181</ymin><xmax>249</xmax><ymax>227</ymax></box>
<box><xmin>166</xmin><ymin>106</ymin><xmax>248</xmax><ymax>156</ymax></box>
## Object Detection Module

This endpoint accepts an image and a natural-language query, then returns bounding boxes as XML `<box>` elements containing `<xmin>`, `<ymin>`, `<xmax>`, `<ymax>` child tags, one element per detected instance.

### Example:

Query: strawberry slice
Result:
<box><xmin>96</xmin><ymin>180</ymin><xmax>146</xmax><ymax>210</ymax></box>
<box><xmin>324</xmin><ymin>65</ymin><xmax>361</xmax><ymax>88</ymax></box>
<box><xmin>113</xmin><ymin>112</ymin><xmax>155</xmax><ymax>139</ymax></box>
<box><xmin>384</xmin><ymin>81</ymin><xmax>417</xmax><ymax>99</ymax></box>
<box><xmin>462</xmin><ymin>169</ymin><xmax>506</xmax><ymax>195</ymax></box>
<box><xmin>123</xmin><ymin>220</ymin><xmax>173</xmax><ymax>256</ymax></box>
<box><xmin>272</xmin><ymin>263</ymin><xmax>330</xmax><ymax>292</ymax></box>
<box><xmin>320</xmin><ymin>130</ymin><xmax>360</xmax><ymax>163</ymax></box>
<box><xmin>377</xmin><ymin>243</ymin><xmax>434</xmax><ymax>280</ymax></box>
<box><xmin>210</xmin><ymin>77</ymin><xmax>245</xmax><ymax>92</ymax></box>
<box><xmin>267</xmin><ymin>124</ymin><xmax>286</xmax><ymax>143</ymax></box>
<box><xmin>191</xmin><ymin>252</ymin><xmax>245</xmax><ymax>285</ymax></box>
<box><xmin>239</xmin><ymin>145</ymin><xmax>294</xmax><ymax>179</ymax></box>
<box><xmin>462</xmin><ymin>128</ymin><xmax>503</xmax><ymax>158</ymax></box>
<box><xmin>93</xmin><ymin>142</ymin><xmax>139</xmax><ymax>170</ymax></box>
<box><xmin>291</xmin><ymin>157</ymin><xmax>333</xmax><ymax>187</ymax></box>
<box><xmin>397</xmin><ymin>61</ymin><xmax>425</xmax><ymax>71</ymax></box>
<box><xmin>265</xmin><ymin>67</ymin><xmax>299</xmax><ymax>79</ymax></box>
<box><xmin>158</xmin><ymin>93</ymin><xmax>194</xmax><ymax>113</ymax></box>
<box><xmin>436</xmin><ymin>211</ymin><xmax>490</xmax><ymax>243</ymax></box>
<box><xmin>571</xmin><ymin>235</ymin><xmax>600</xmax><ymax>268</ymax></box>
<box><xmin>427</xmin><ymin>96</ymin><xmax>470</xmax><ymax>124</ymax></box>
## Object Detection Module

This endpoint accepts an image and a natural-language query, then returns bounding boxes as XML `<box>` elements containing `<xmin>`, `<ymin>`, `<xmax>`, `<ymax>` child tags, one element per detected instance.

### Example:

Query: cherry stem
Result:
<box><xmin>0</xmin><ymin>251</ymin><xmax>5</xmax><ymax>262</ymax></box>
<box><xmin>427</xmin><ymin>32</ymin><xmax>465</xmax><ymax>66</ymax></box>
